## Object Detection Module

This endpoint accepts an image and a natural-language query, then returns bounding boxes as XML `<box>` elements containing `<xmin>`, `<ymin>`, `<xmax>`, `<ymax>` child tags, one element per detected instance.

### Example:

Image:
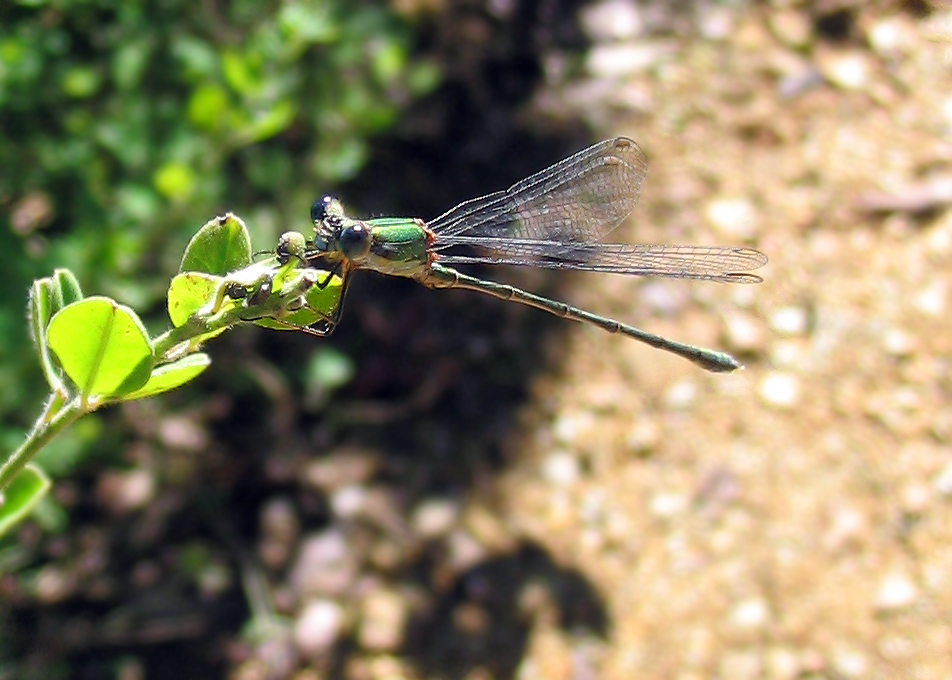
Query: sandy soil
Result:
<box><xmin>9</xmin><ymin>3</ymin><xmax>952</xmax><ymax>680</ymax></box>
<box><xmin>495</xmin><ymin>2</ymin><xmax>952</xmax><ymax>678</ymax></box>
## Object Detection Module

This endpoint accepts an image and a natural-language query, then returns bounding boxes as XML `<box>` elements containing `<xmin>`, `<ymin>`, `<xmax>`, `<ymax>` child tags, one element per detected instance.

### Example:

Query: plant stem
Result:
<box><xmin>0</xmin><ymin>396</ymin><xmax>85</xmax><ymax>493</ymax></box>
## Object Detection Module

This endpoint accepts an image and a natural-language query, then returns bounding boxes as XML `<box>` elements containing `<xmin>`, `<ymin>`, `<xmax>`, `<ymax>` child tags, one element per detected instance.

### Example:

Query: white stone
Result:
<box><xmin>705</xmin><ymin>197</ymin><xmax>758</xmax><ymax>239</ymax></box>
<box><xmin>758</xmin><ymin>372</ymin><xmax>800</xmax><ymax>409</ymax></box>
<box><xmin>542</xmin><ymin>451</ymin><xmax>580</xmax><ymax>488</ymax></box>
<box><xmin>874</xmin><ymin>573</ymin><xmax>918</xmax><ymax>611</ymax></box>
<box><xmin>769</xmin><ymin>306</ymin><xmax>808</xmax><ymax>336</ymax></box>
<box><xmin>663</xmin><ymin>380</ymin><xmax>698</xmax><ymax>411</ymax></box>
<box><xmin>729</xmin><ymin>598</ymin><xmax>770</xmax><ymax>629</ymax></box>
<box><xmin>330</xmin><ymin>485</ymin><xmax>367</xmax><ymax>518</ymax></box>
<box><xmin>411</xmin><ymin>498</ymin><xmax>460</xmax><ymax>538</ymax></box>
<box><xmin>579</xmin><ymin>0</ymin><xmax>643</xmax><ymax>42</ymax></box>
<box><xmin>294</xmin><ymin>599</ymin><xmax>345</xmax><ymax>655</ymax></box>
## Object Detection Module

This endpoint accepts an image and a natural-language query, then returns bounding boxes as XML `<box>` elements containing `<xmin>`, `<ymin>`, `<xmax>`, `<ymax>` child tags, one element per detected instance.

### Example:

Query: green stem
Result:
<box><xmin>0</xmin><ymin>395</ymin><xmax>85</xmax><ymax>493</ymax></box>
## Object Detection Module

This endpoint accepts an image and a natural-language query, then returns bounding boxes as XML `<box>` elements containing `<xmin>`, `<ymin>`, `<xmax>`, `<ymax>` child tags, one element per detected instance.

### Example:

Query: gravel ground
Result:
<box><xmin>7</xmin><ymin>2</ymin><xmax>952</xmax><ymax>679</ymax></box>
<box><xmin>498</xmin><ymin>1</ymin><xmax>952</xmax><ymax>678</ymax></box>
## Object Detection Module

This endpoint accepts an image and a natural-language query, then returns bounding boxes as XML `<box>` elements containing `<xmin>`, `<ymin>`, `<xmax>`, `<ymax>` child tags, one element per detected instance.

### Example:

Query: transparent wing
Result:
<box><xmin>435</xmin><ymin>241</ymin><xmax>767</xmax><ymax>283</ymax></box>
<box><xmin>428</xmin><ymin>137</ymin><xmax>648</xmax><ymax>246</ymax></box>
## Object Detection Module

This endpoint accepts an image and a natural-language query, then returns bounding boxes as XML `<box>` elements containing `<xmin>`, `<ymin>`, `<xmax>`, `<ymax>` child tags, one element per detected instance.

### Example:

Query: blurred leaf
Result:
<box><xmin>305</xmin><ymin>347</ymin><xmax>354</xmax><ymax>391</ymax></box>
<box><xmin>222</xmin><ymin>50</ymin><xmax>257</xmax><ymax>96</ymax></box>
<box><xmin>180</xmin><ymin>213</ymin><xmax>253</xmax><ymax>276</ymax></box>
<box><xmin>0</xmin><ymin>465</ymin><xmax>51</xmax><ymax>538</ymax></box>
<box><xmin>112</xmin><ymin>39</ymin><xmax>153</xmax><ymax>90</ymax></box>
<box><xmin>47</xmin><ymin>297</ymin><xmax>154</xmax><ymax>400</ymax></box>
<box><xmin>278</xmin><ymin>3</ymin><xmax>338</xmax><ymax>43</ymax></box>
<box><xmin>115</xmin><ymin>184</ymin><xmax>161</xmax><ymax>221</ymax></box>
<box><xmin>188</xmin><ymin>84</ymin><xmax>230</xmax><ymax>132</ymax></box>
<box><xmin>313</xmin><ymin>137</ymin><xmax>367</xmax><ymax>181</ymax></box>
<box><xmin>171</xmin><ymin>35</ymin><xmax>218</xmax><ymax>81</ymax></box>
<box><xmin>238</xmin><ymin>100</ymin><xmax>297</xmax><ymax>144</ymax></box>
<box><xmin>61</xmin><ymin>65</ymin><xmax>101</xmax><ymax>98</ymax></box>
<box><xmin>121</xmin><ymin>354</ymin><xmax>211</xmax><ymax>401</ymax></box>
<box><xmin>154</xmin><ymin>162</ymin><xmax>196</xmax><ymax>201</ymax></box>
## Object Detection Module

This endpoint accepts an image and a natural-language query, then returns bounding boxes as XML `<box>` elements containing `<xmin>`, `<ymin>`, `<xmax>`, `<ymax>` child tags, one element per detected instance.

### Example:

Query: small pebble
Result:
<box><xmin>359</xmin><ymin>588</ymin><xmax>408</xmax><ymax>652</ymax></box>
<box><xmin>158</xmin><ymin>416</ymin><xmax>208</xmax><ymax>451</ymax></box>
<box><xmin>823</xmin><ymin>505</ymin><xmax>867</xmax><ymax>552</ymax></box>
<box><xmin>768</xmin><ymin>339</ymin><xmax>807</xmax><ymax>370</ymax></box>
<box><xmin>663</xmin><ymin>380</ymin><xmax>698</xmax><ymax>411</ymax></box>
<box><xmin>579</xmin><ymin>0</ymin><xmax>643</xmax><ymax>42</ymax></box>
<box><xmin>330</xmin><ymin>485</ymin><xmax>367</xmax><ymax>519</ymax></box>
<box><xmin>294</xmin><ymin>599</ymin><xmax>345</xmax><ymax>655</ymax></box>
<box><xmin>411</xmin><ymin>498</ymin><xmax>461</xmax><ymax>539</ymax></box>
<box><xmin>900</xmin><ymin>482</ymin><xmax>932</xmax><ymax>514</ymax></box>
<box><xmin>769</xmin><ymin>9</ymin><xmax>811</xmax><ymax>47</ymax></box>
<box><xmin>769</xmin><ymin>306</ymin><xmax>808</xmax><ymax>336</ymax></box>
<box><xmin>819</xmin><ymin>50</ymin><xmax>871</xmax><ymax>91</ymax></box>
<box><xmin>831</xmin><ymin>647</ymin><xmax>868</xmax><ymax>678</ymax></box>
<box><xmin>542</xmin><ymin>451</ymin><xmax>580</xmax><ymax>488</ymax></box>
<box><xmin>587</xmin><ymin>43</ymin><xmax>671</xmax><ymax>79</ymax></box>
<box><xmin>649</xmin><ymin>491</ymin><xmax>687</xmax><ymax>518</ymax></box>
<box><xmin>758</xmin><ymin>372</ymin><xmax>800</xmax><ymax>409</ymax></box>
<box><xmin>718</xmin><ymin>651</ymin><xmax>762</xmax><ymax>680</ymax></box>
<box><xmin>626</xmin><ymin>420</ymin><xmax>660</xmax><ymax>454</ymax></box>
<box><xmin>766</xmin><ymin>647</ymin><xmax>801</xmax><ymax>678</ymax></box>
<box><xmin>867</xmin><ymin>17</ymin><xmax>916</xmax><ymax>56</ymax></box>
<box><xmin>729</xmin><ymin>597</ymin><xmax>770</xmax><ymax>629</ymax></box>
<box><xmin>553</xmin><ymin>412</ymin><xmax>595</xmax><ymax>445</ymax></box>
<box><xmin>932</xmin><ymin>460</ymin><xmax>952</xmax><ymax>496</ymax></box>
<box><xmin>723</xmin><ymin>311</ymin><xmax>766</xmax><ymax>353</ymax></box>
<box><xmin>96</xmin><ymin>469</ymin><xmax>155</xmax><ymax>514</ymax></box>
<box><xmin>290</xmin><ymin>530</ymin><xmax>358</xmax><ymax>598</ymax></box>
<box><xmin>882</xmin><ymin>328</ymin><xmax>915</xmax><ymax>357</ymax></box>
<box><xmin>697</xmin><ymin>4</ymin><xmax>734</xmax><ymax>41</ymax></box>
<box><xmin>705</xmin><ymin>197</ymin><xmax>758</xmax><ymax>240</ymax></box>
<box><xmin>913</xmin><ymin>283</ymin><xmax>945</xmax><ymax>317</ymax></box>
<box><xmin>874</xmin><ymin>573</ymin><xmax>918</xmax><ymax>611</ymax></box>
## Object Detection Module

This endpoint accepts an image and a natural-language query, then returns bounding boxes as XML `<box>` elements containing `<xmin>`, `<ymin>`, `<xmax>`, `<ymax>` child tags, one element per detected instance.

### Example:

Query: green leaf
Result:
<box><xmin>61</xmin><ymin>65</ymin><xmax>102</xmax><ymax>98</ymax></box>
<box><xmin>187</xmin><ymin>84</ymin><xmax>229</xmax><ymax>132</ymax></box>
<box><xmin>221</xmin><ymin>50</ymin><xmax>257</xmax><ymax>95</ymax></box>
<box><xmin>254</xmin><ymin>270</ymin><xmax>342</xmax><ymax>331</ymax></box>
<box><xmin>0</xmin><ymin>465</ymin><xmax>51</xmax><ymax>538</ymax></box>
<box><xmin>47</xmin><ymin>297</ymin><xmax>154</xmax><ymax>401</ymax></box>
<box><xmin>29</xmin><ymin>278</ymin><xmax>56</xmax><ymax>372</ymax></box>
<box><xmin>168</xmin><ymin>271</ymin><xmax>224</xmax><ymax>328</ymax></box>
<box><xmin>153</xmin><ymin>162</ymin><xmax>196</xmax><ymax>201</ymax></box>
<box><xmin>166</xmin><ymin>272</ymin><xmax>231</xmax><ymax>345</ymax></box>
<box><xmin>238</xmin><ymin>100</ymin><xmax>297</xmax><ymax>144</ymax></box>
<box><xmin>29</xmin><ymin>270</ymin><xmax>84</xmax><ymax>390</ymax></box>
<box><xmin>180</xmin><ymin>213</ymin><xmax>252</xmax><ymax>276</ymax></box>
<box><xmin>53</xmin><ymin>268</ymin><xmax>83</xmax><ymax>307</ymax></box>
<box><xmin>112</xmin><ymin>39</ymin><xmax>153</xmax><ymax>90</ymax></box>
<box><xmin>121</xmin><ymin>354</ymin><xmax>211</xmax><ymax>401</ymax></box>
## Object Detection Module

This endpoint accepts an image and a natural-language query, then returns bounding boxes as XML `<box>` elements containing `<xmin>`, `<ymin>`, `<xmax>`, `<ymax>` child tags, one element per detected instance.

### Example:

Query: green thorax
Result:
<box><xmin>356</xmin><ymin>216</ymin><xmax>431</xmax><ymax>278</ymax></box>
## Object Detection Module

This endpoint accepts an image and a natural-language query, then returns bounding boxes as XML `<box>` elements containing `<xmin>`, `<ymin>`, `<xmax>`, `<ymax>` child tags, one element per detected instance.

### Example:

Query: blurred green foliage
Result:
<box><xmin>0</xmin><ymin>0</ymin><xmax>438</xmax><ymax>449</ymax></box>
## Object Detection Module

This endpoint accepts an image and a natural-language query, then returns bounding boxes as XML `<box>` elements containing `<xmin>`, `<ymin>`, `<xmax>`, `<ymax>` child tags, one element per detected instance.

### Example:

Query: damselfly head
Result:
<box><xmin>311</xmin><ymin>195</ymin><xmax>347</xmax><ymax>254</ymax></box>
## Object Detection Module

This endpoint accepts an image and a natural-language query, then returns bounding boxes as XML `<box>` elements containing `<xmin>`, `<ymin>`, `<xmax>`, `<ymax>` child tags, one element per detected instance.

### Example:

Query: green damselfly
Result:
<box><xmin>277</xmin><ymin>137</ymin><xmax>767</xmax><ymax>372</ymax></box>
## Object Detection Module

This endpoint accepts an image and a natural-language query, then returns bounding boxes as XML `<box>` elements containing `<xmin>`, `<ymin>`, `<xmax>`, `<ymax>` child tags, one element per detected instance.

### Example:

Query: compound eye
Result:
<box><xmin>338</xmin><ymin>223</ymin><xmax>372</xmax><ymax>259</ymax></box>
<box><xmin>310</xmin><ymin>195</ymin><xmax>334</xmax><ymax>223</ymax></box>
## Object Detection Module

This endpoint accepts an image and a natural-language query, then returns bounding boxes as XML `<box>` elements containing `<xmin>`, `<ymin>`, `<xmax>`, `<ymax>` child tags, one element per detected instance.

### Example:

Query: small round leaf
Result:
<box><xmin>0</xmin><ymin>464</ymin><xmax>51</xmax><ymax>538</ymax></box>
<box><xmin>121</xmin><ymin>354</ymin><xmax>211</xmax><ymax>402</ymax></box>
<box><xmin>47</xmin><ymin>297</ymin><xmax>154</xmax><ymax>399</ymax></box>
<box><xmin>180</xmin><ymin>213</ymin><xmax>252</xmax><ymax>276</ymax></box>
